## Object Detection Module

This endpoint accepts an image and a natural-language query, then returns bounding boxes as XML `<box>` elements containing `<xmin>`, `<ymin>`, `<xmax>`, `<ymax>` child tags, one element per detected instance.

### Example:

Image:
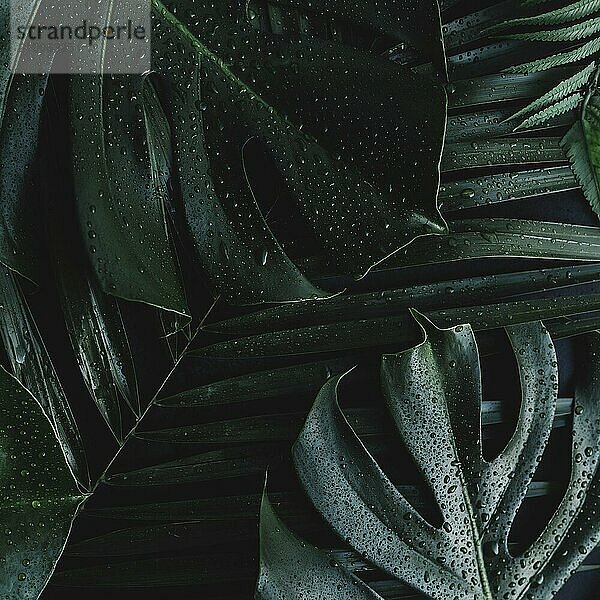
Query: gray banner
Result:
<box><xmin>10</xmin><ymin>0</ymin><xmax>151</xmax><ymax>74</ymax></box>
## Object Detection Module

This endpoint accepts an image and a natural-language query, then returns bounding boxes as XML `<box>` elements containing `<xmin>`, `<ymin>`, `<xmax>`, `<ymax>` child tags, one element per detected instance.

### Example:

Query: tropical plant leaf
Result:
<box><xmin>203</xmin><ymin>263</ymin><xmax>600</xmax><ymax>336</ymax></box>
<box><xmin>156</xmin><ymin>358</ymin><xmax>354</xmax><ymax>408</ymax></box>
<box><xmin>138</xmin><ymin>396</ymin><xmax>574</xmax><ymax>444</ymax></box>
<box><xmin>54</xmin><ymin>266</ymin><xmax>139</xmax><ymax>441</ymax></box>
<box><xmin>64</xmin><ymin>480</ymin><xmax>563</xmax><ymax>559</ymax></box>
<box><xmin>194</xmin><ymin>293</ymin><xmax>600</xmax><ymax>358</ymax></box>
<box><xmin>448</xmin><ymin>69</ymin><xmax>579</xmax><ymax>109</ymax></box>
<box><xmin>0</xmin><ymin>364</ymin><xmax>86</xmax><ymax>598</ymax></box>
<box><xmin>47</xmin><ymin>179</ymin><xmax>140</xmax><ymax>439</ymax></box>
<box><xmin>514</xmin><ymin>92</ymin><xmax>584</xmax><ymax>130</ymax></box>
<box><xmin>444</xmin><ymin>2</ymin><xmax>518</xmax><ymax>51</ymax></box>
<box><xmin>508</xmin><ymin>62</ymin><xmax>596</xmax><ymax>128</ymax></box>
<box><xmin>0</xmin><ymin>268</ymin><xmax>89</xmax><ymax>488</ymax></box>
<box><xmin>104</xmin><ymin>444</ymin><xmax>286</xmax><ymax>487</ymax></box>
<box><xmin>256</xmin><ymin>492</ymin><xmax>383</xmax><ymax>599</ymax></box>
<box><xmin>491</xmin><ymin>0</ymin><xmax>600</xmax><ymax>29</ymax></box>
<box><xmin>249</xmin><ymin>0</ymin><xmax>446</xmax><ymax>70</ymax></box>
<box><xmin>69</xmin><ymin>72</ymin><xmax>190</xmax><ymax>318</ymax></box>
<box><xmin>505</xmin><ymin>36</ymin><xmax>600</xmax><ymax>73</ymax></box>
<box><xmin>260</xmin><ymin>316</ymin><xmax>600</xmax><ymax>599</ymax></box>
<box><xmin>504</xmin><ymin>16</ymin><xmax>600</xmax><ymax>42</ymax></box>
<box><xmin>380</xmin><ymin>218</ymin><xmax>600</xmax><ymax>271</ymax></box>
<box><xmin>441</xmin><ymin>136</ymin><xmax>566</xmax><ymax>172</ymax></box>
<box><xmin>439</xmin><ymin>167</ymin><xmax>579</xmax><ymax>211</ymax></box>
<box><xmin>0</xmin><ymin>1</ymin><xmax>52</xmax><ymax>281</ymax></box>
<box><xmin>85</xmin><ymin>480</ymin><xmax>560</xmax><ymax>525</ymax></box>
<box><xmin>150</xmin><ymin>0</ymin><xmax>447</xmax><ymax>302</ymax></box>
<box><xmin>561</xmin><ymin>88</ymin><xmax>600</xmax><ymax>217</ymax></box>
<box><xmin>0</xmin><ymin>73</ymin><xmax>48</xmax><ymax>282</ymax></box>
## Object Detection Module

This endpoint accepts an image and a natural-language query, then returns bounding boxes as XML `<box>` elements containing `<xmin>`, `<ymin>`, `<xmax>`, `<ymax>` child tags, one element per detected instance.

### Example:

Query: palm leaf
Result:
<box><xmin>0</xmin><ymin>268</ymin><xmax>89</xmax><ymax>487</ymax></box>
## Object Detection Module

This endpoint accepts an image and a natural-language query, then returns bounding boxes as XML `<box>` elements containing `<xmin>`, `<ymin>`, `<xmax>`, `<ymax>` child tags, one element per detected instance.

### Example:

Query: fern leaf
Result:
<box><xmin>561</xmin><ymin>94</ymin><xmax>600</xmax><ymax>216</ymax></box>
<box><xmin>523</xmin><ymin>0</ymin><xmax>557</xmax><ymax>6</ymax></box>
<box><xmin>504</xmin><ymin>36</ymin><xmax>600</xmax><ymax>72</ymax></box>
<box><xmin>493</xmin><ymin>0</ymin><xmax>600</xmax><ymax>30</ymax></box>
<box><xmin>505</xmin><ymin>16</ymin><xmax>600</xmax><ymax>42</ymax></box>
<box><xmin>515</xmin><ymin>93</ymin><xmax>584</xmax><ymax>130</ymax></box>
<box><xmin>510</xmin><ymin>62</ymin><xmax>595</xmax><ymax>123</ymax></box>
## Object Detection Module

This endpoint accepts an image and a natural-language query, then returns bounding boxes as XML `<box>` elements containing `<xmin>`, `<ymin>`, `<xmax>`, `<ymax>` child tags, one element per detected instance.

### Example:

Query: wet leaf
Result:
<box><xmin>562</xmin><ymin>87</ymin><xmax>600</xmax><ymax>218</ymax></box>
<box><xmin>0</xmin><ymin>268</ymin><xmax>89</xmax><ymax>488</ymax></box>
<box><xmin>272</xmin><ymin>316</ymin><xmax>600</xmax><ymax>599</ymax></box>
<box><xmin>69</xmin><ymin>72</ymin><xmax>189</xmax><ymax>317</ymax></box>
<box><xmin>149</xmin><ymin>0</ymin><xmax>447</xmax><ymax>302</ymax></box>
<box><xmin>0</xmin><ymin>364</ymin><xmax>85</xmax><ymax>598</ymax></box>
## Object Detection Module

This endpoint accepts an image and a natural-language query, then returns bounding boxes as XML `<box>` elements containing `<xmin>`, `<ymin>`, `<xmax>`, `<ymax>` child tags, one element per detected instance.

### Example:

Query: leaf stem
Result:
<box><xmin>86</xmin><ymin>295</ymin><xmax>221</xmax><ymax>497</ymax></box>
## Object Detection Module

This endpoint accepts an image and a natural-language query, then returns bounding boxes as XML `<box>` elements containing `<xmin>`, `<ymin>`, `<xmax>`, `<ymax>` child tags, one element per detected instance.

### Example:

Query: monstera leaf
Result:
<box><xmin>67</xmin><ymin>0</ymin><xmax>449</xmax><ymax>307</ymax></box>
<box><xmin>3</xmin><ymin>2</ymin><xmax>600</xmax><ymax>598</ymax></box>
<box><xmin>256</xmin><ymin>315</ymin><xmax>600</xmax><ymax>599</ymax></box>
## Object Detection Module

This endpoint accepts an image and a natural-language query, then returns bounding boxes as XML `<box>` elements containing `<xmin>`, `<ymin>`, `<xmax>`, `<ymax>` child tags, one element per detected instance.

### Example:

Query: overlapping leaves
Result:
<box><xmin>484</xmin><ymin>1</ymin><xmax>600</xmax><ymax>217</ymax></box>
<box><xmin>257</xmin><ymin>316</ymin><xmax>600</xmax><ymax>599</ymax></box>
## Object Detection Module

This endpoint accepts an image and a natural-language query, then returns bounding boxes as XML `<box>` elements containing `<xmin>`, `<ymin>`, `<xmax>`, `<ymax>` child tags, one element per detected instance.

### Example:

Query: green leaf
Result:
<box><xmin>0</xmin><ymin>268</ymin><xmax>89</xmax><ymax>488</ymax></box>
<box><xmin>440</xmin><ymin>167</ymin><xmax>579</xmax><ymax>211</ymax></box>
<box><xmin>283</xmin><ymin>316</ymin><xmax>599</xmax><ymax>599</ymax></box>
<box><xmin>138</xmin><ymin>396</ymin><xmax>574</xmax><ymax>444</ymax></box>
<box><xmin>86</xmin><ymin>481</ymin><xmax>560</xmax><ymax>525</ymax></box>
<box><xmin>497</xmin><ymin>331</ymin><xmax>600</xmax><ymax>598</ymax></box>
<box><xmin>444</xmin><ymin>2</ymin><xmax>518</xmax><ymax>51</ymax></box>
<box><xmin>157</xmin><ymin>358</ymin><xmax>354</xmax><ymax>408</ymax></box>
<box><xmin>203</xmin><ymin>263</ymin><xmax>600</xmax><ymax>336</ymax></box>
<box><xmin>150</xmin><ymin>0</ymin><xmax>447</xmax><ymax>302</ymax></box>
<box><xmin>104</xmin><ymin>444</ymin><xmax>284</xmax><ymax>487</ymax></box>
<box><xmin>257</xmin><ymin>0</ymin><xmax>446</xmax><ymax>68</ymax></box>
<box><xmin>64</xmin><ymin>481</ymin><xmax>562</xmax><ymax>560</ymax></box>
<box><xmin>0</xmin><ymin>364</ymin><xmax>85</xmax><ymax>598</ymax></box>
<box><xmin>380</xmin><ymin>219</ymin><xmax>600</xmax><ymax>271</ymax></box>
<box><xmin>508</xmin><ymin>63</ymin><xmax>596</xmax><ymax>129</ymax></box>
<box><xmin>449</xmin><ymin>70</ymin><xmax>580</xmax><ymax>109</ymax></box>
<box><xmin>55</xmin><ymin>267</ymin><xmax>139</xmax><ymax>441</ymax></box>
<box><xmin>256</xmin><ymin>492</ymin><xmax>383</xmax><ymax>599</ymax></box>
<box><xmin>193</xmin><ymin>293</ymin><xmax>600</xmax><ymax>358</ymax></box>
<box><xmin>561</xmin><ymin>88</ymin><xmax>600</xmax><ymax>218</ymax></box>
<box><xmin>514</xmin><ymin>93</ymin><xmax>584</xmax><ymax>130</ymax></box>
<box><xmin>504</xmin><ymin>37</ymin><xmax>600</xmax><ymax>73</ymax></box>
<box><xmin>69</xmin><ymin>71</ymin><xmax>189</xmax><ymax>317</ymax></box>
<box><xmin>48</xmin><ymin>179</ymin><xmax>140</xmax><ymax>439</ymax></box>
<box><xmin>0</xmin><ymin>73</ymin><xmax>48</xmax><ymax>282</ymax></box>
<box><xmin>493</xmin><ymin>0</ymin><xmax>600</xmax><ymax>29</ymax></box>
<box><xmin>441</xmin><ymin>137</ymin><xmax>566</xmax><ymax>172</ymax></box>
<box><xmin>0</xmin><ymin>1</ymin><xmax>52</xmax><ymax>281</ymax></box>
<box><xmin>504</xmin><ymin>16</ymin><xmax>600</xmax><ymax>42</ymax></box>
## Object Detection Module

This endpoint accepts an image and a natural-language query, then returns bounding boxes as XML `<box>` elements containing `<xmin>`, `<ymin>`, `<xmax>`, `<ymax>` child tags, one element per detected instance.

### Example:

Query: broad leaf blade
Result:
<box><xmin>69</xmin><ymin>71</ymin><xmax>189</xmax><ymax>317</ymax></box>
<box><xmin>256</xmin><ymin>492</ymin><xmax>383</xmax><ymax>600</ymax></box>
<box><xmin>0</xmin><ymin>365</ymin><xmax>85</xmax><ymax>598</ymax></box>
